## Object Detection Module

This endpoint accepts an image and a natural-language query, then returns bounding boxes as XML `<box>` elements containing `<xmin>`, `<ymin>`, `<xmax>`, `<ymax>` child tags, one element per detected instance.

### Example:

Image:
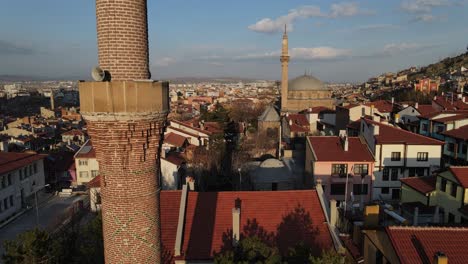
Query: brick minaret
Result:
<box><xmin>280</xmin><ymin>25</ymin><xmax>290</xmax><ymax>113</ymax></box>
<box><xmin>79</xmin><ymin>0</ymin><xmax>169</xmax><ymax>263</ymax></box>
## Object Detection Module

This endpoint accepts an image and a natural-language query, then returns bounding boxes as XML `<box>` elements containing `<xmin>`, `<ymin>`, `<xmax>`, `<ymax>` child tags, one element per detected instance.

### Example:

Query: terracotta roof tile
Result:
<box><xmin>400</xmin><ymin>176</ymin><xmax>436</xmax><ymax>194</ymax></box>
<box><xmin>364</xmin><ymin>118</ymin><xmax>444</xmax><ymax>145</ymax></box>
<box><xmin>441</xmin><ymin>125</ymin><xmax>468</xmax><ymax>140</ymax></box>
<box><xmin>86</xmin><ymin>175</ymin><xmax>101</xmax><ymax>188</ymax></box>
<box><xmin>386</xmin><ymin>226</ymin><xmax>468</xmax><ymax>264</ymax></box>
<box><xmin>308</xmin><ymin>136</ymin><xmax>374</xmax><ymax>162</ymax></box>
<box><xmin>449</xmin><ymin>167</ymin><xmax>468</xmax><ymax>188</ymax></box>
<box><xmin>0</xmin><ymin>152</ymin><xmax>46</xmax><ymax>175</ymax></box>
<box><xmin>415</xmin><ymin>105</ymin><xmax>437</xmax><ymax>116</ymax></box>
<box><xmin>160</xmin><ymin>190</ymin><xmax>333</xmax><ymax>262</ymax></box>
<box><xmin>164</xmin><ymin>133</ymin><xmax>188</xmax><ymax>148</ymax></box>
<box><xmin>365</xmin><ymin>100</ymin><xmax>395</xmax><ymax>113</ymax></box>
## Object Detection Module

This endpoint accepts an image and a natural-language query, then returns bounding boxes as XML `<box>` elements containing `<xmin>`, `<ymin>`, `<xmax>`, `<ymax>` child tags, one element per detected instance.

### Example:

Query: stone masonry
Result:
<box><xmin>80</xmin><ymin>0</ymin><xmax>169</xmax><ymax>263</ymax></box>
<box><xmin>96</xmin><ymin>0</ymin><xmax>150</xmax><ymax>80</ymax></box>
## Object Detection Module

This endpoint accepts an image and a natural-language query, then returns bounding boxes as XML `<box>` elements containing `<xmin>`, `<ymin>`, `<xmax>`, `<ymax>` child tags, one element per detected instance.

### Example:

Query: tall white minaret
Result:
<box><xmin>280</xmin><ymin>25</ymin><xmax>290</xmax><ymax>113</ymax></box>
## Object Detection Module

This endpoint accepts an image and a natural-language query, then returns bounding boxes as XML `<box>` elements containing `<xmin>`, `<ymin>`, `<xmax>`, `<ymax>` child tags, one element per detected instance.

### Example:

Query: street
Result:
<box><xmin>0</xmin><ymin>195</ymin><xmax>85</xmax><ymax>259</ymax></box>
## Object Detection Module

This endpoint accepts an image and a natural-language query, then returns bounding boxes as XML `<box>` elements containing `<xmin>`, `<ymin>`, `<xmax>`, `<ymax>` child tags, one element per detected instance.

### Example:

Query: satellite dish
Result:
<box><xmin>91</xmin><ymin>66</ymin><xmax>107</xmax><ymax>81</ymax></box>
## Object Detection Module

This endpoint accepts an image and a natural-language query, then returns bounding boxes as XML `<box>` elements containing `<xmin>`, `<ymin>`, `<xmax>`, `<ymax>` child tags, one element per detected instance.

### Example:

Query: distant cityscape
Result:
<box><xmin>1</xmin><ymin>0</ymin><xmax>468</xmax><ymax>263</ymax></box>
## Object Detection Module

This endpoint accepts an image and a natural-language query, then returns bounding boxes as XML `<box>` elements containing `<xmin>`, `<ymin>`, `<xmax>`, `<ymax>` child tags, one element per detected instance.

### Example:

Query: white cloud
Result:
<box><xmin>236</xmin><ymin>47</ymin><xmax>351</xmax><ymax>60</ymax></box>
<box><xmin>355</xmin><ymin>24</ymin><xmax>399</xmax><ymax>31</ymax></box>
<box><xmin>381</xmin><ymin>42</ymin><xmax>436</xmax><ymax>55</ymax></box>
<box><xmin>155</xmin><ymin>57</ymin><xmax>176</xmax><ymax>67</ymax></box>
<box><xmin>248</xmin><ymin>2</ymin><xmax>374</xmax><ymax>33</ymax></box>
<box><xmin>401</xmin><ymin>0</ymin><xmax>450</xmax><ymax>13</ymax></box>
<box><xmin>248</xmin><ymin>6</ymin><xmax>325</xmax><ymax>33</ymax></box>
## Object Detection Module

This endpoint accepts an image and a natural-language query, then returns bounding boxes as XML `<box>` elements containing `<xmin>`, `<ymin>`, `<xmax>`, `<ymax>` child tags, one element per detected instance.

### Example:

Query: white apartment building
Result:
<box><xmin>74</xmin><ymin>140</ymin><xmax>99</xmax><ymax>186</ymax></box>
<box><xmin>360</xmin><ymin>117</ymin><xmax>443</xmax><ymax>201</ymax></box>
<box><xmin>0</xmin><ymin>152</ymin><xmax>46</xmax><ymax>222</ymax></box>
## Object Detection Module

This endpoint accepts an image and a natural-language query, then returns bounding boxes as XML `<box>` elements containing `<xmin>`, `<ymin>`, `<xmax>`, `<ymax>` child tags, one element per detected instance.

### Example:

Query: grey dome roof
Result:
<box><xmin>254</xmin><ymin>159</ymin><xmax>292</xmax><ymax>183</ymax></box>
<box><xmin>288</xmin><ymin>74</ymin><xmax>327</xmax><ymax>91</ymax></box>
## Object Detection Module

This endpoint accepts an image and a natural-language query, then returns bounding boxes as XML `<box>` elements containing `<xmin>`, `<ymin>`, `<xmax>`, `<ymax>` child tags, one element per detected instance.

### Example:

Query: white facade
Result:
<box><xmin>0</xmin><ymin>158</ymin><xmax>45</xmax><ymax>222</ymax></box>
<box><xmin>75</xmin><ymin>157</ymin><xmax>99</xmax><ymax>186</ymax></box>
<box><xmin>161</xmin><ymin>158</ymin><xmax>183</xmax><ymax>190</ymax></box>
<box><xmin>360</xmin><ymin>119</ymin><xmax>443</xmax><ymax>201</ymax></box>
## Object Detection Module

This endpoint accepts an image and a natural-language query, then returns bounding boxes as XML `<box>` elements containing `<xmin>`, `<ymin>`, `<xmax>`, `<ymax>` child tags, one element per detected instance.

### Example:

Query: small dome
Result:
<box><xmin>259</xmin><ymin>158</ymin><xmax>285</xmax><ymax>168</ymax></box>
<box><xmin>289</xmin><ymin>74</ymin><xmax>327</xmax><ymax>91</ymax></box>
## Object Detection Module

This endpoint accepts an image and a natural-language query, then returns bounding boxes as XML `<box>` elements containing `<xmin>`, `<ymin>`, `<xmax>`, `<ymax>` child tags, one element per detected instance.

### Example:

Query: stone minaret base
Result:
<box><xmin>80</xmin><ymin>80</ymin><xmax>169</xmax><ymax>263</ymax></box>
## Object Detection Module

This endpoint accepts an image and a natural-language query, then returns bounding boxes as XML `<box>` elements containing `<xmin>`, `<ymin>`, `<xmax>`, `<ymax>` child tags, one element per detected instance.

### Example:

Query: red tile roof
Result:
<box><xmin>433</xmin><ymin>96</ymin><xmax>468</xmax><ymax>110</ymax></box>
<box><xmin>365</xmin><ymin>100</ymin><xmax>395</xmax><ymax>113</ymax></box>
<box><xmin>308</xmin><ymin>136</ymin><xmax>374</xmax><ymax>162</ymax></box>
<box><xmin>449</xmin><ymin>167</ymin><xmax>468</xmax><ymax>188</ymax></box>
<box><xmin>364</xmin><ymin>118</ymin><xmax>444</xmax><ymax>145</ymax></box>
<box><xmin>400</xmin><ymin>176</ymin><xmax>436</xmax><ymax>194</ymax></box>
<box><xmin>0</xmin><ymin>152</ymin><xmax>46</xmax><ymax>175</ymax></box>
<box><xmin>441</xmin><ymin>124</ymin><xmax>468</xmax><ymax>140</ymax></box>
<box><xmin>164</xmin><ymin>133</ymin><xmax>188</xmax><ymax>148</ymax></box>
<box><xmin>162</xmin><ymin>153</ymin><xmax>186</xmax><ymax>166</ymax></box>
<box><xmin>433</xmin><ymin>113</ymin><xmax>468</xmax><ymax>123</ymax></box>
<box><xmin>386</xmin><ymin>226</ymin><xmax>468</xmax><ymax>264</ymax></box>
<box><xmin>62</xmin><ymin>129</ymin><xmax>84</xmax><ymax>136</ymax></box>
<box><xmin>160</xmin><ymin>190</ymin><xmax>333</xmax><ymax>262</ymax></box>
<box><xmin>75</xmin><ymin>140</ymin><xmax>96</xmax><ymax>159</ymax></box>
<box><xmin>86</xmin><ymin>174</ymin><xmax>101</xmax><ymax>188</ymax></box>
<box><xmin>286</xmin><ymin>114</ymin><xmax>310</xmax><ymax>132</ymax></box>
<box><xmin>415</xmin><ymin>104</ymin><xmax>437</xmax><ymax>116</ymax></box>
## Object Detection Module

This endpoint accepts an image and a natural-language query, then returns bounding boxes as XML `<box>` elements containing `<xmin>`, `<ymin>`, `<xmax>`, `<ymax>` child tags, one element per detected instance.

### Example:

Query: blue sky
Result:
<box><xmin>0</xmin><ymin>0</ymin><xmax>467</xmax><ymax>82</ymax></box>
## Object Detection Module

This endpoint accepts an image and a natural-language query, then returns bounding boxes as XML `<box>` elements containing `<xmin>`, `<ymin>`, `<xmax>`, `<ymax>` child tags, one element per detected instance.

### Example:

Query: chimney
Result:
<box><xmin>434</xmin><ymin>95</ymin><xmax>437</xmax><ymax>100</ymax></box>
<box><xmin>463</xmin><ymin>97</ymin><xmax>466</xmax><ymax>103</ymax></box>
<box><xmin>343</xmin><ymin>136</ymin><xmax>349</xmax><ymax>152</ymax></box>
<box><xmin>413</xmin><ymin>206</ymin><xmax>419</xmax><ymax>226</ymax></box>
<box><xmin>232</xmin><ymin>199</ymin><xmax>241</xmax><ymax>246</ymax></box>
<box><xmin>391</xmin><ymin>97</ymin><xmax>395</xmax><ymax>105</ymax></box>
<box><xmin>433</xmin><ymin>252</ymin><xmax>448</xmax><ymax>264</ymax></box>
<box><xmin>174</xmin><ymin>185</ymin><xmax>189</xmax><ymax>256</ymax></box>
<box><xmin>415</xmin><ymin>102</ymin><xmax>419</xmax><ymax>109</ymax></box>
<box><xmin>364</xmin><ymin>205</ymin><xmax>380</xmax><ymax>228</ymax></box>
<box><xmin>330</xmin><ymin>199</ymin><xmax>337</xmax><ymax>227</ymax></box>
<box><xmin>289</xmin><ymin>119</ymin><xmax>293</xmax><ymax>126</ymax></box>
<box><xmin>394</xmin><ymin>113</ymin><xmax>400</xmax><ymax>124</ymax></box>
<box><xmin>373</xmin><ymin>125</ymin><xmax>380</xmax><ymax>135</ymax></box>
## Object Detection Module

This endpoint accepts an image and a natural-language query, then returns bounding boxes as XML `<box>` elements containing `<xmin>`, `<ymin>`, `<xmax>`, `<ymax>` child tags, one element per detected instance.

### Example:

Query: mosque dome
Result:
<box><xmin>288</xmin><ymin>74</ymin><xmax>328</xmax><ymax>91</ymax></box>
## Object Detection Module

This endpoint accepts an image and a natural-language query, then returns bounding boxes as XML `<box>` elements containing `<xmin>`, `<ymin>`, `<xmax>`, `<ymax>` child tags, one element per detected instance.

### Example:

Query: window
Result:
<box><xmin>79</xmin><ymin>171</ymin><xmax>89</xmax><ymax>178</ymax></box>
<box><xmin>91</xmin><ymin>170</ymin><xmax>99</xmax><ymax>177</ymax></box>
<box><xmin>417</xmin><ymin>152</ymin><xmax>428</xmax><ymax>161</ymax></box>
<box><xmin>7</xmin><ymin>174</ymin><xmax>12</xmax><ymax>186</ymax></box>
<box><xmin>9</xmin><ymin>195</ymin><xmax>13</xmax><ymax>207</ymax></box>
<box><xmin>391</xmin><ymin>152</ymin><xmax>401</xmax><ymax>161</ymax></box>
<box><xmin>19</xmin><ymin>169</ymin><xmax>23</xmax><ymax>180</ymax></box>
<box><xmin>448</xmin><ymin>213</ymin><xmax>455</xmax><ymax>224</ymax></box>
<box><xmin>79</xmin><ymin>160</ymin><xmax>88</xmax><ymax>166</ymax></box>
<box><xmin>354</xmin><ymin>164</ymin><xmax>369</xmax><ymax>175</ymax></box>
<box><xmin>381</xmin><ymin>187</ymin><xmax>389</xmax><ymax>194</ymax></box>
<box><xmin>451</xmin><ymin>183</ymin><xmax>458</xmax><ymax>198</ymax></box>
<box><xmin>353</xmin><ymin>184</ymin><xmax>368</xmax><ymax>195</ymax></box>
<box><xmin>330</xmin><ymin>184</ymin><xmax>346</xmax><ymax>195</ymax></box>
<box><xmin>462</xmin><ymin>144</ymin><xmax>468</xmax><ymax>155</ymax></box>
<box><xmin>332</xmin><ymin>164</ymin><xmax>348</xmax><ymax>177</ymax></box>
<box><xmin>441</xmin><ymin>178</ymin><xmax>447</xmax><ymax>192</ymax></box>
<box><xmin>409</xmin><ymin>168</ymin><xmax>416</xmax><ymax>177</ymax></box>
<box><xmin>422</xmin><ymin>123</ymin><xmax>428</xmax><ymax>132</ymax></box>
<box><xmin>436</xmin><ymin>126</ymin><xmax>444</xmax><ymax>133</ymax></box>
<box><xmin>383</xmin><ymin>168</ymin><xmax>389</xmax><ymax>181</ymax></box>
<box><xmin>416</xmin><ymin>168</ymin><xmax>426</xmax><ymax>176</ymax></box>
<box><xmin>1</xmin><ymin>176</ymin><xmax>5</xmax><ymax>189</ymax></box>
<box><xmin>448</xmin><ymin>143</ymin><xmax>455</xmax><ymax>152</ymax></box>
<box><xmin>33</xmin><ymin>163</ymin><xmax>37</xmax><ymax>174</ymax></box>
<box><xmin>391</xmin><ymin>168</ymin><xmax>399</xmax><ymax>181</ymax></box>
<box><xmin>4</xmin><ymin>199</ymin><xmax>8</xmax><ymax>210</ymax></box>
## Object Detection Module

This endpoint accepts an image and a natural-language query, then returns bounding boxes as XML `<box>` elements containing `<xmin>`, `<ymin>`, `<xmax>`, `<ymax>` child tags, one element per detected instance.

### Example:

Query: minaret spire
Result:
<box><xmin>281</xmin><ymin>24</ymin><xmax>290</xmax><ymax>113</ymax></box>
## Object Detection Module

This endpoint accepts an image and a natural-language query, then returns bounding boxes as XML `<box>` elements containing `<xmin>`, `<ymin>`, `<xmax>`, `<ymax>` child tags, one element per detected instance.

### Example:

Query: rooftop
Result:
<box><xmin>0</xmin><ymin>152</ymin><xmax>46</xmax><ymax>175</ymax></box>
<box><xmin>441</xmin><ymin>124</ymin><xmax>468</xmax><ymax>140</ymax></box>
<box><xmin>364</xmin><ymin>118</ymin><xmax>444</xmax><ymax>145</ymax></box>
<box><xmin>160</xmin><ymin>190</ymin><xmax>333</xmax><ymax>262</ymax></box>
<box><xmin>386</xmin><ymin>226</ymin><xmax>468</xmax><ymax>264</ymax></box>
<box><xmin>448</xmin><ymin>167</ymin><xmax>468</xmax><ymax>188</ymax></box>
<box><xmin>308</xmin><ymin>136</ymin><xmax>374</xmax><ymax>162</ymax></box>
<box><xmin>400</xmin><ymin>176</ymin><xmax>436</xmax><ymax>194</ymax></box>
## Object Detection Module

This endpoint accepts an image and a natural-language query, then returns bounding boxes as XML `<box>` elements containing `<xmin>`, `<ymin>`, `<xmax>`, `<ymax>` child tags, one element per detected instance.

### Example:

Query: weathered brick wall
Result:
<box><xmin>96</xmin><ymin>0</ymin><xmax>150</xmax><ymax>80</ymax></box>
<box><xmin>86</xmin><ymin>113</ymin><xmax>166</xmax><ymax>263</ymax></box>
